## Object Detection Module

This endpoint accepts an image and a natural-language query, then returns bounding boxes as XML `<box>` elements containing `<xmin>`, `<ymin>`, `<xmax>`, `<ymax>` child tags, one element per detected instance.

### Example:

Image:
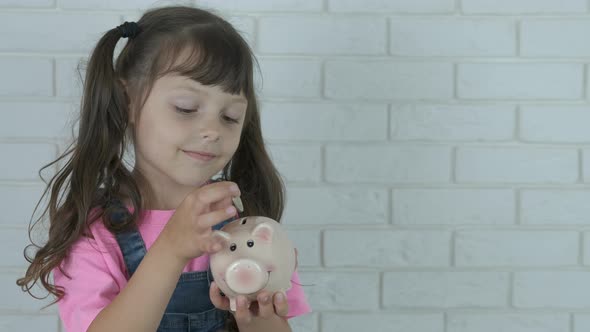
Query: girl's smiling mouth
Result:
<box><xmin>182</xmin><ymin>150</ymin><xmax>217</xmax><ymax>161</ymax></box>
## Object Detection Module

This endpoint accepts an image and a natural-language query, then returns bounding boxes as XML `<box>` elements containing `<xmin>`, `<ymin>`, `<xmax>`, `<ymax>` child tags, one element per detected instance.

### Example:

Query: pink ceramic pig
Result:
<box><xmin>209</xmin><ymin>216</ymin><xmax>297</xmax><ymax>311</ymax></box>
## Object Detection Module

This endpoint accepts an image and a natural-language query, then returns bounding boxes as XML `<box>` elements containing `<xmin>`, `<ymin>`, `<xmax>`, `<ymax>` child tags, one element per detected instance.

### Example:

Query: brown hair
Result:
<box><xmin>17</xmin><ymin>5</ymin><xmax>285</xmax><ymax>330</ymax></box>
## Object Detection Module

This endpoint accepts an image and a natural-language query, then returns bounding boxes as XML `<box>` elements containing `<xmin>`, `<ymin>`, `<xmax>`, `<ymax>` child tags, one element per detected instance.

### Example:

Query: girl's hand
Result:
<box><xmin>209</xmin><ymin>282</ymin><xmax>289</xmax><ymax>325</ymax></box>
<box><xmin>157</xmin><ymin>181</ymin><xmax>241</xmax><ymax>263</ymax></box>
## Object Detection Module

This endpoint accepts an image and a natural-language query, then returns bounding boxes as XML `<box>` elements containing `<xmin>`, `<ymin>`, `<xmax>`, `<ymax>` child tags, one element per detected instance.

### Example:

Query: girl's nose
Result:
<box><xmin>199</xmin><ymin>118</ymin><xmax>221</xmax><ymax>142</ymax></box>
<box><xmin>201</xmin><ymin>128</ymin><xmax>220</xmax><ymax>142</ymax></box>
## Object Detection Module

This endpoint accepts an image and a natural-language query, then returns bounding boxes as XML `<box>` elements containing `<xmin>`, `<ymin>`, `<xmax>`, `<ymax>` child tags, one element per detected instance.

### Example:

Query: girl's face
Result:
<box><xmin>130</xmin><ymin>74</ymin><xmax>247</xmax><ymax>209</ymax></box>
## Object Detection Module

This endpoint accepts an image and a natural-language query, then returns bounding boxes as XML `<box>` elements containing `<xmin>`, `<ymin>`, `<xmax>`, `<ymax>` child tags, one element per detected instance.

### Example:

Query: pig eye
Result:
<box><xmin>230</xmin><ymin>243</ymin><xmax>237</xmax><ymax>251</ymax></box>
<box><xmin>247</xmin><ymin>240</ymin><xmax>254</xmax><ymax>248</ymax></box>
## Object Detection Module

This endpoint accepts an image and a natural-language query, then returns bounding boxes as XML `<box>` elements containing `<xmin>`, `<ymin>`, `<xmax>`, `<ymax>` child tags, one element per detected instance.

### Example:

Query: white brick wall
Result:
<box><xmin>3</xmin><ymin>1</ymin><xmax>590</xmax><ymax>332</ymax></box>
<box><xmin>461</xmin><ymin>0</ymin><xmax>587</xmax><ymax>14</ymax></box>
<box><xmin>325</xmin><ymin>61</ymin><xmax>454</xmax><ymax>99</ymax></box>
<box><xmin>457</xmin><ymin>63</ymin><xmax>584</xmax><ymax>100</ymax></box>
<box><xmin>390</xmin><ymin>18</ymin><xmax>516</xmax><ymax>56</ymax></box>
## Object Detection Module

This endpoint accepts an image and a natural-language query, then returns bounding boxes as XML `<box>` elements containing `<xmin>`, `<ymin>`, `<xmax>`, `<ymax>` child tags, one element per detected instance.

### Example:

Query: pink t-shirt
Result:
<box><xmin>53</xmin><ymin>208</ymin><xmax>311</xmax><ymax>332</ymax></box>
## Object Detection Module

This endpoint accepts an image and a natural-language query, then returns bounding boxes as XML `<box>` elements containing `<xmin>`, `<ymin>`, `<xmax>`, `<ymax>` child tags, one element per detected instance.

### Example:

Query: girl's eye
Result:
<box><xmin>175</xmin><ymin>106</ymin><xmax>196</xmax><ymax>114</ymax></box>
<box><xmin>223</xmin><ymin>116</ymin><xmax>239</xmax><ymax>124</ymax></box>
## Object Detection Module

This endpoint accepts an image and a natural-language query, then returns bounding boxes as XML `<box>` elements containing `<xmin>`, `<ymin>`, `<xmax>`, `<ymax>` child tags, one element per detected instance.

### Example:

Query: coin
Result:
<box><xmin>232</xmin><ymin>196</ymin><xmax>244</xmax><ymax>213</ymax></box>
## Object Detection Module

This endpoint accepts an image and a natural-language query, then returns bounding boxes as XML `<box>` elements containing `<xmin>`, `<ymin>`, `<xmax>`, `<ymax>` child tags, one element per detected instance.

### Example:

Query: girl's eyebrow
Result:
<box><xmin>176</xmin><ymin>84</ymin><xmax>247</xmax><ymax>104</ymax></box>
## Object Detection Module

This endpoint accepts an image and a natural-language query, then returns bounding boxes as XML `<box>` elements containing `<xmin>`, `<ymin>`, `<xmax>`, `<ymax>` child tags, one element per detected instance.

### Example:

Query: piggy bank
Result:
<box><xmin>209</xmin><ymin>216</ymin><xmax>297</xmax><ymax>311</ymax></box>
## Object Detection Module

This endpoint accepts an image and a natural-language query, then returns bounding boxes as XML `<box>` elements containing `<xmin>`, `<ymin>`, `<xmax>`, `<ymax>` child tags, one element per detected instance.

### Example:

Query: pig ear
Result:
<box><xmin>251</xmin><ymin>223</ymin><xmax>274</xmax><ymax>243</ymax></box>
<box><xmin>211</xmin><ymin>230</ymin><xmax>231</xmax><ymax>247</ymax></box>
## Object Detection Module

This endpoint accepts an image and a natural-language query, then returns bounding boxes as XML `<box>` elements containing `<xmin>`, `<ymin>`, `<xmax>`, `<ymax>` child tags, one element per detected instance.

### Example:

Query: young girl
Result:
<box><xmin>16</xmin><ymin>5</ymin><xmax>311</xmax><ymax>332</ymax></box>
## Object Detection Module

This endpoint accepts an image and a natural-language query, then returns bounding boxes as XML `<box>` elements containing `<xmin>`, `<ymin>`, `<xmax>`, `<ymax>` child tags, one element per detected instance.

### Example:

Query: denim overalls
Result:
<box><xmin>111</xmin><ymin>206</ymin><xmax>235</xmax><ymax>332</ymax></box>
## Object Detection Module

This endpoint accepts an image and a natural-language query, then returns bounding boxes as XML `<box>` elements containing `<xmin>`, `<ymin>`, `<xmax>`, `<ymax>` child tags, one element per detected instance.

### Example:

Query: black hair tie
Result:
<box><xmin>117</xmin><ymin>21</ymin><xmax>140</xmax><ymax>39</ymax></box>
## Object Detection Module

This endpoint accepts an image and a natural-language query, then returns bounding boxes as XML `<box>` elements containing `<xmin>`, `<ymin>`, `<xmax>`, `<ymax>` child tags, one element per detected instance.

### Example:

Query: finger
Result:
<box><xmin>186</xmin><ymin>181</ymin><xmax>240</xmax><ymax>213</ymax></box>
<box><xmin>273</xmin><ymin>291</ymin><xmax>289</xmax><ymax>317</ymax></box>
<box><xmin>246</xmin><ymin>300</ymin><xmax>260</xmax><ymax>316</ymax></box>
<box><xmin>209</xmin><ymin>282</ymin><xmax>230</xmax><ymax>310</ymax></box>
<box><xmin>234</xmin><ymin>295</ymin><xmax>252</xmax><ymax>324</ymax></box>
<box><xmin>209</xmin><ymin>196</ymin><xmax>234</xmax><ymax>214</ymax></box>
<box><xmin>196</xmin><ymin>205</ymin><xmax>237</xmax><ymax>230</ymax></box>
<box><xmin>256</xmin><ymin>291</ymin><xmax>274</xmax><ymax>318</ymax></box>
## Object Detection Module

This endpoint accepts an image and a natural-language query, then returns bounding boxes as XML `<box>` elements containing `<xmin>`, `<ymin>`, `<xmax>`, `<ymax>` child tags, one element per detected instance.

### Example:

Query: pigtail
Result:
<box><xmin>76</xmin><ymin>26</ymin><xmax>142</xmax><ymax>230</ymax></box>
<box><xmin>16</xmin><ymin>26</ymin><xmax>137</xmax><ymax>302</ymax></box>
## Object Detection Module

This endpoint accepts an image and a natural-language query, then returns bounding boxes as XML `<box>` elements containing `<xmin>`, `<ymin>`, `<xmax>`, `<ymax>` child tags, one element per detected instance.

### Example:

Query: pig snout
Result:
<box><xmin>225</xmin><ymin>259</ymin><xmax>268</xmax><ymax>294</ymax></box>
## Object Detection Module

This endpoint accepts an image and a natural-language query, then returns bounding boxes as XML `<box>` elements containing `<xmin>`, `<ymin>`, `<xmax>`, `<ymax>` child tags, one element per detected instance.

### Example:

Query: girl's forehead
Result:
<box><xmin>156</xmin><ymin>74</ymin><xmax>247</xmax><ymax>102</ymax></box>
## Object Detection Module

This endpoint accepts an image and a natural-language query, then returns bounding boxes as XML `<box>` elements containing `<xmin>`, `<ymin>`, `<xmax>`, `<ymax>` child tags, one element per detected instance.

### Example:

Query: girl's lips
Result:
<box><xmin>183</xmin><ymin>150</ymin><xmax>216</xmax><ymax>161</ymax></box>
